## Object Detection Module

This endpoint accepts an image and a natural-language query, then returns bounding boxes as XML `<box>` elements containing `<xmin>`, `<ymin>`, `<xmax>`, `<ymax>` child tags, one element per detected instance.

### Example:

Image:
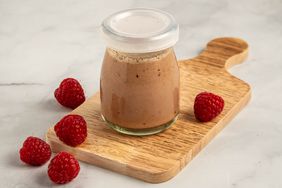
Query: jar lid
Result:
<box><xmin>101</xmin><ymin>8</ymin><xmax>179</xmax><ymax>53</ymax></box>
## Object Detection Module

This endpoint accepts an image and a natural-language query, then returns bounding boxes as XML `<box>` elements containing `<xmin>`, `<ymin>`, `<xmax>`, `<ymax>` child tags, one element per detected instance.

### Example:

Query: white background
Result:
<box><xmin>0</xmin><ymin>0</ymin><xmax>281</xmax><ymax>187</ymax></box>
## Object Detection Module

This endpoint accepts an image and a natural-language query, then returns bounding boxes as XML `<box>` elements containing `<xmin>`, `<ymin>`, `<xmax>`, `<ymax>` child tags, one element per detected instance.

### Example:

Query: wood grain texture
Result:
<box><xmin>46</xmin><ymin>37</ymin><xmax>251</xmax><ymax>183</ymax></box>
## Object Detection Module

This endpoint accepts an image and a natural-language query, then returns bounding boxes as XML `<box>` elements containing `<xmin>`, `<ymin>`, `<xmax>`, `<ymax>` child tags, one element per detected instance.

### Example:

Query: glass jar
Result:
<box><xmin>100</xmin><ymin>8</ymin><xmax>179</xmax><ymax>136</ymax></box>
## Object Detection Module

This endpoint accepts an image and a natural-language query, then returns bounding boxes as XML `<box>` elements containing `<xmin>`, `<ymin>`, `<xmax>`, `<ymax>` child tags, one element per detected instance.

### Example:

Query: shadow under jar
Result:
<box><xmin>100</xmin><ymin>8</ymin><xmax>180</xmax><ymax>136</ymax></box>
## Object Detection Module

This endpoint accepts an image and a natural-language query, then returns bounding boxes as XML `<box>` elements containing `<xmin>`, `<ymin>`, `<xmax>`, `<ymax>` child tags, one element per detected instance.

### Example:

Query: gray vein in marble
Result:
<box><xmin>0</xmin><ymin>82</ymin><xmax>43</xmax><ymax>86</ymax></box>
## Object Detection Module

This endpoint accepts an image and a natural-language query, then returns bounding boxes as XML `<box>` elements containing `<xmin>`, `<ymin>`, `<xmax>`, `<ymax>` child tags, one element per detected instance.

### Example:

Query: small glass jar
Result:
<box><xmin>100</xmin><ymin>8</ymin><xmax>179</xmax><ymax>136</ymax></box>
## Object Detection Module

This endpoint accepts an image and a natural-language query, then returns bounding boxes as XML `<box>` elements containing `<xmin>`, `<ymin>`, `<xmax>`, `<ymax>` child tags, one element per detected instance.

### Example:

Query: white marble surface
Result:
<box><xmin>0</xmin><ymin>0</ymin><xmax>282</xmax><ymax>187</ymax></box>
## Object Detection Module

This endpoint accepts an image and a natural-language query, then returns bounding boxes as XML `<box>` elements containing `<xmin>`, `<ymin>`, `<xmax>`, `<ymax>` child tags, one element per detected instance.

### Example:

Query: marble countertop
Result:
<box><xmin>1</xmin><ymin>0</ymin><xmax>282</xmax><ymax>187</ymax></box>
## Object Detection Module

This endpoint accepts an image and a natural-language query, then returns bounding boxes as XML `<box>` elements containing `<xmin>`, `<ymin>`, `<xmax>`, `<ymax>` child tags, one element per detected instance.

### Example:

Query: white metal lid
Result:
<box><xmin>101</xmin><ymin>8</ymin><xmax>179</xmax><ymax>53</ymax></box>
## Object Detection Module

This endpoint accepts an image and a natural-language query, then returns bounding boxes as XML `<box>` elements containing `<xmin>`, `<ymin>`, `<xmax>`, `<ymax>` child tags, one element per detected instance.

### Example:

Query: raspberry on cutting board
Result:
<box><xmin>19</xmin><ymin>136</ymin><xmax>51</xmax><ymax>166</ymax></box>
<box><xmin>54</xmin><ymin>114</ymin><xmax>87</xmax><ymax>147</ymax></box>
<box><xmin>48</xmin><ymin>151</ymin><xmax>80</xmax><ymax>184</ymax></box>
<box><xmin>54</xmin><ymin>78</ymin><xmax>85</xmax><ymax>109</ymax></box>
<box><xmin>194</xmin><ymin>92</ymin><xmax>224</xmax><ymax>122</ymax></box>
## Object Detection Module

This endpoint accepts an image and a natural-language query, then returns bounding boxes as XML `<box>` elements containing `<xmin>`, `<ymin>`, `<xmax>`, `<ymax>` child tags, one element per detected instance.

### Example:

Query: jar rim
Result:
<box><xmin>101</xmin><ymin>8</ymin><xmax>179</xmax><ymax>53</ymax></box>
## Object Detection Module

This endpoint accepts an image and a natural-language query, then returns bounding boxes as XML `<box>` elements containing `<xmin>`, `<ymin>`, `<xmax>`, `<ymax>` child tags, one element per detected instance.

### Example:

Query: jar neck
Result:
<box><xmin>106</xmin><ymin>47</ymin><xmax>173</xmax><ymax>64</ymax></box>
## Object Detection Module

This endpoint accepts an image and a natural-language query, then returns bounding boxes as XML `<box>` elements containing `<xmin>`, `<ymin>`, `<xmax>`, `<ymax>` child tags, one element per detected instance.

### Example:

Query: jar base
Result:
<box><xmin>101</xmin><ymin>115</ymin><xmax>178</xmax><ymax>136</ymax></box>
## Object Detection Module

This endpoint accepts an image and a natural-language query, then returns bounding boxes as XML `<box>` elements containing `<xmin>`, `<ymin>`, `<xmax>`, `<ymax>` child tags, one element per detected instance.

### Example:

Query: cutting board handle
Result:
<box><xmin>197</xmin><ymin>37</ymin><xmax>249</xmax><ymax>69</ymax></box>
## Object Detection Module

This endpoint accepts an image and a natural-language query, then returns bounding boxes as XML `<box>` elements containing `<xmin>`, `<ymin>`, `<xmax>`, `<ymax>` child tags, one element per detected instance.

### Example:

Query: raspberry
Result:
<box><xmin>194</xmin><ymin>92</ymin><xmax>224</xmax><ymax>122</ymax></box>
<box><xmin>55</xmin><ymin>114</ymin><xmax>87</xmax><ymax>147</ymax></box>
<box><xmin>19</xmin><ymin>136</ymin><xmax>51</xmax><ymax>166</ymax></box>
<box><xmin>48</xmin><ymin>152</ymin><xmax>80</xmax><ymax>184</ymax></box>
<box><xmin>54</xmin><ymin>78</ymin><xmax>85</xmax><ymax>109</ymax></box>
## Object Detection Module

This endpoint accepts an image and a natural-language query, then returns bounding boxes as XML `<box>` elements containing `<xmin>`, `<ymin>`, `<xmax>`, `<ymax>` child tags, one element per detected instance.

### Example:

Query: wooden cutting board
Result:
<box><xmin>46</xmin><ymin>37</ymin><xmax>251</xmax><ymax>183</ymax></box>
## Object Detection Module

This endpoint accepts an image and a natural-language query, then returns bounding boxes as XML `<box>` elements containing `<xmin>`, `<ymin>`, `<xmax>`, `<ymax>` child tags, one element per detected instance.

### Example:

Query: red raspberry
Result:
<box><xmin>55</xmin><ymin>114</ymin><xmax>87</xmax><ymax>147</ymax></box>
<box><xmin>194</xmin><ymin>92</ymin><xmax>224</xmax><ymax>122</ymax></box>
<box><xmin>54</xmin><ymin>78</ymin><xmax>85</xmax><ymax>109</ymax></box>
<box><xmin>48</xmin><ymin>152</ymin><xmax>80</xmax><ymax>184</ymax></box>
<box><xmin>19</xmin><ymin>136</ymin><xmax>51</xmax><ymax>166</ymax></box>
